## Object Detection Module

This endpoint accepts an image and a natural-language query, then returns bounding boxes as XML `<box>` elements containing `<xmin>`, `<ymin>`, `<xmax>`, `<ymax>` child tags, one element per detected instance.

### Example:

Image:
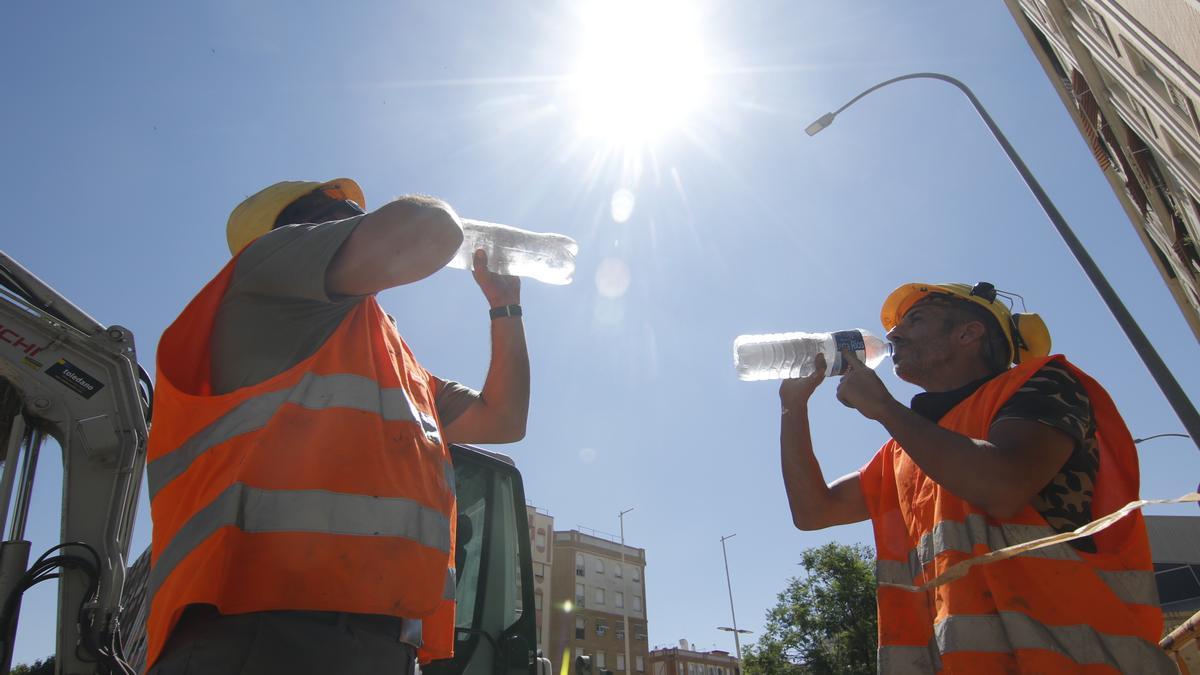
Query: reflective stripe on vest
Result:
<box><xmin>150</xmin><ymin>482</ymin><xmax>451</xmax><ymax>599</ymax></box>
<box><xmin>875</xmin><ymin>514</ymin><xmax>1159</xmax><ymax>607</ymax></box>
<box><xmin>878</xmin><ymin>612</ymin><xmax>1175</xmax><ymax>673</ymax></box>
<box><xmin>148</xmin><ymin>372</ymin><xmax>430</xmax><ymax>497</ymax></box>
<box><xmin>399</xmin><ymin>568</ymin><xmax>456</xmax><ymax>651</ymax></box>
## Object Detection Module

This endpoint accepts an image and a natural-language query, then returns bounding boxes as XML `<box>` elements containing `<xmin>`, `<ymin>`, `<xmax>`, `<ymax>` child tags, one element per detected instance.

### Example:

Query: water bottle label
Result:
<box><xmin>830</xmin><ymin>330</ymin><xmax>865</xmax><ymax>376</ymax></box>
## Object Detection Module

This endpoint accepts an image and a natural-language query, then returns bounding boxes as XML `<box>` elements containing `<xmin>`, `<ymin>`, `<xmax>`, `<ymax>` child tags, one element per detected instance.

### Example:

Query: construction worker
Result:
<box><xmin>144</xmin><ymin>179</ymin><xmax>530</xmax><ymax>674</ymax></box>
<box><xmin>779</xmin><ymin>282</ymin><xmax>1173</xmax><ymax>673</ymax></box>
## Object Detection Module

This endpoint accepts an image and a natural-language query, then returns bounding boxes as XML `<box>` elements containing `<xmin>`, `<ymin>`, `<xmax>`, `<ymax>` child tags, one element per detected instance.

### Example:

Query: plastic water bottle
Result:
<box><xmin>733</xmin><ymin>329</ymin><xmax>893</xmax><ymax>381</ymax></box>
<box><xmin>446</xmin><ymin>219</ymin><xmax>579</xmax><ymax>286</ymax></box>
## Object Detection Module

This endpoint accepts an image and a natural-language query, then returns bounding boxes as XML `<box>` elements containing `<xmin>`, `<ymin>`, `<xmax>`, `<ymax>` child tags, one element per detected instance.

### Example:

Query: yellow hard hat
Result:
<box><xmin>225</xmin><ymin>178</ymin><xmax>366</xmax><ymax>255</ymax></box>
<box><xmin>880</xmin><ymin>282</ymin><xmax>1051</xmax><ymax>365</ymax></box>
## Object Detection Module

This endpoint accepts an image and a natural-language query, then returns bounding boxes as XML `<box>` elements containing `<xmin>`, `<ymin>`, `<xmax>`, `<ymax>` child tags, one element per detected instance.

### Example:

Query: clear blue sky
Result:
<box><xmin>3</xmin><ymin>0</ymin><xmax>1198</xmax><ymax>666</ymax></box>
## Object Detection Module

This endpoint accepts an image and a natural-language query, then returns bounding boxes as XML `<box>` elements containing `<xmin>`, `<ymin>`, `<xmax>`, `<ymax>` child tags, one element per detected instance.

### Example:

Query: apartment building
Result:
<box><xmin>1146</xmin><ymin>515</ymin><xmax>1200</xmax><ymax>671</ymax></box>
<box><xmin>1003</xmin><ymin>0</ymin><xmax>1200</xmax><ymax>338</ymax></box>
<box><xmin>648</xmin><ymin>644</ymin><xmax>739</xmax><ymax>675</ymax></box>
<box><xmin>549</xmin><ymin>529</ymin><xmax>649</xmax><ymax>675</ymax></box>
<box><xmin>527</xmin><ymin>505</ymin><xmax>556</xmax><ymax>653</ymax></box>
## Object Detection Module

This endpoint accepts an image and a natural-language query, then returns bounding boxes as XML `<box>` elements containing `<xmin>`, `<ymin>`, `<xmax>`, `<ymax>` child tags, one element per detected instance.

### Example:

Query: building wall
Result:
<box><xmin>527</xmin><ymin>505</ymin><xmax>556</xmax><ymax>654</ymax></box>
<box><xmin>1145</xmin><ymin>515</ymin><xmax>1200</xmax><ymax>670</ymax></box>
<box><xmin>647</xmin><ymin>647</ymin><xmax>739</xmax><ymax>675</ymax></box>
<box><xmin>1115</xmin><ymin>0</ymin><xmax>1200</xmax><ymax>67</ymax></box>
<box><xmin>1004</xmin><ymin>0</ymin><xmax>1200</xmax><ymax>338</ymax></box>
<box><xmin>548</xmin><ymin>530</ymin><xmax>650</xmax><ymax>675</ymax></box>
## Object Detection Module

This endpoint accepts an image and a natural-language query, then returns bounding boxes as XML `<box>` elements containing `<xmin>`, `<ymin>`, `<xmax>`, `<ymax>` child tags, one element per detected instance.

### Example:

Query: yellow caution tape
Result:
<box><xmin>879</xmin><ymin>492</ymin><xmax>1200</xmax><ymax>592</ymax></box>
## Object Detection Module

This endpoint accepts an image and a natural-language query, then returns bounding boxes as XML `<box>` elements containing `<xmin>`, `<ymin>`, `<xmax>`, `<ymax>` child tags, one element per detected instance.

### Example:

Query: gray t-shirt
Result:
<box><xmin>210</xmin><ymin>215</ymin><xmax>478</xmax><ymax>423</ymax></box>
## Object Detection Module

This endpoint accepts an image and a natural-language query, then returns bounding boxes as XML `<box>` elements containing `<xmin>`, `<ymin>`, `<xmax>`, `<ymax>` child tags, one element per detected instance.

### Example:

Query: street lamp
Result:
<box><xmin>718</xmin><ymin>534</ymin><xmax>746</xmax><ymax>664</ymax></box>
<box><xmin>806</xmin><ymin>72</ymin><xmax>1200</xmax><ymax>451</ymax></box>
<box><xmin>717</xmin><ymin>627</ymin><xmax>752</xmax><ymax>673</ymax></box>
<box><xmin>619</xmin><ymin>508</ymin><xmax>635</xmax><ymax>675</ymax></box>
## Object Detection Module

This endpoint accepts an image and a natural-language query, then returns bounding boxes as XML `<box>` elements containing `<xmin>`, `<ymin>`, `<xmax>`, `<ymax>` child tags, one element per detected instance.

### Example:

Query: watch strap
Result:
<box><xmin>489</xmin><ymin>304</ymin><xmax>523</xmax><ymax>319</ymax></box>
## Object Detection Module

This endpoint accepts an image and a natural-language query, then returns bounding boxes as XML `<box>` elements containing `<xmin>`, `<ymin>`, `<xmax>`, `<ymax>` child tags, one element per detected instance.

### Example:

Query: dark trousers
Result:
<box><xmin>147</xmin><ymin>605</ymin><xmax>417</xmax><ymax>675</ymax></box>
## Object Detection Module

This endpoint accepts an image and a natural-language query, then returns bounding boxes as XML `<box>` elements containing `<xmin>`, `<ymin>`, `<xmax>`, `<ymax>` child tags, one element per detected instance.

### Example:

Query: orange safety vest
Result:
<box><xmin>860</xmin><ymin>356</ymin><xmax>1171</xmax><ymax>673</ymax></box>
<box><xmin>144</xmin><ymin>256</ymin><xmax>457</xmax><ymax>669</ymax></box>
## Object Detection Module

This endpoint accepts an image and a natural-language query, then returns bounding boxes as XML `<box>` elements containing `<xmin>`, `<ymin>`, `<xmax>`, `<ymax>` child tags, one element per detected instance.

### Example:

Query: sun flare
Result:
<box><xmin>568</xmin><ymin>0</ymin><xmax>710</xmax><ymax>146</ymax></box>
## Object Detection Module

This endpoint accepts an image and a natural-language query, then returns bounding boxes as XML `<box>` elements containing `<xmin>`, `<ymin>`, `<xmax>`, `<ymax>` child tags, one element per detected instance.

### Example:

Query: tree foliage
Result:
<box><xmin>743</xmin><ymin>543</ymin><xmax>877</xmax><ymax>675</ymax></box>
<box><xmin>11</xmin><ymin>655</ymin><xmax>55</xmax><ymax>675</ymax></box>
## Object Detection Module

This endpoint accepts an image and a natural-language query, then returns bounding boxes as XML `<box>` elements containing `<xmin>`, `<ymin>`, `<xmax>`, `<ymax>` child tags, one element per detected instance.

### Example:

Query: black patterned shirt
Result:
<box><xmin>910</xmin><ymin>362</ymin><xmax>1098</xmax><ymax>552</ymax></box>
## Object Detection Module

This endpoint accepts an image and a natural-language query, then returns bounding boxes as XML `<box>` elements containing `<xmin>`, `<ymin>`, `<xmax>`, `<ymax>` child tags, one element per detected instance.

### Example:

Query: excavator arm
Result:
<box><xmin>0</xmin><ymin>250</ymin><xmax>149</xmax><ymax>674</ymax></box>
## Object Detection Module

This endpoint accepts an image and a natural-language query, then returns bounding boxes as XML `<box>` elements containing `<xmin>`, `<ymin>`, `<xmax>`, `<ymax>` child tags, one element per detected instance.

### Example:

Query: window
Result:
<box><xmin>632</xmin><ymin>567</ymin><xmax>640</xmax><ymax>582</ymax></box>
<box><xmin>1083</xmin><ymin>6</ymin><xmax>1119</xmax><ymax>53</ymax></box>
<box><xmin>615</xmin><ymin>591</ymin><xmax>624</xmax><ymax>608</ymax></box>
<box><xmin>595</xmin><ymin>558</ymin><xmax>605</xmax><ymax>574</ymax></box>
<box><xmin>576</xmin><ymin>617</ymin><xmax>586</xmax><ymax>640</ymax></box>
<box><xmin>617</xmin><ymin>655</ymin><xmax>626</xmax><ymax>672</ymax></box>
<box><xmin>576</xmin><ymin>648</ymin><xmax>584</xmax><ymax>658</ymax></box>
<box><xmin>1154</xmin><ymin>562</ymin><xmax>1200</xmax><ymax>604</ymax></box>
<box><xmin>597</xmin><ymin>653</ymin><xmax>607</xmax><ymax>670</ymax></box>
<box><xmin>637</xmin><ymin>657</ymin><xmax>645</xmax><ymax>672</ymax></box>
<box><xmin>1138</xmin><ymin>53</ymin><xmax>1200</xmax><ymax>131</ymax></box>
<box><xmin>576</xmin><ymin>582</ymin><xmax>586</xmax><ymax>606</ymax></box>
<box><xmin>576</xmin><ymin>554</ymin><xmax>586</xmax><ymax>577</ymax></box>
<box><xmin>1165</xmin><ymin>80</ymin><xmax>1200</xmax><ymax>131</ymax></box>
<box><xmin>1025</xmin><ymin>0</ymin><xmax>1047</xmax><ymax>25</ymax></box>
<box><xmin>614</xmin><ymin>564</ymin><xmax>623</xmax><ymax>578</ymax></box>
<box><xmin>535</xmin><ymin>528</ymin><xmax>547</xmax><ymax>550</ymax></box>
<box><xmin>596</xmin><ymin>620</ymin><xmax>608</xmax><ymax>637</ymax></box>
<box><xmin>594</xmin><ymin>587</ymin><xmax>606</xmax><ymax>605</ymax></box>
<box><xmin>633</xmin><ymin>595</ymin><xmax>642</xmax><ymax>612</ymax></box>
<box><xmin>535</xmin><ymin>562</ymin><xmax>545</xmax><ymax>579</ymax></box>
<box><xmin>1127</xmin><ymin>95</ymin><xmax>1158</xmax><ymax>135</ymax></box>
<box><xmin>535</xmin><ymin>592</ymin><xmax>543</xmax><ymax>611</ymax></box>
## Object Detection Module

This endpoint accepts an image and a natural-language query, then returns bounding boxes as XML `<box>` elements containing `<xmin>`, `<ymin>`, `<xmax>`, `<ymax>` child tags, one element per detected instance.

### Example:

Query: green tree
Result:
<box><xmin>743</xmin><ymin>543</ymin><xmax>877</xmax><ymax>675</ymax></box>
<box><xmin>11</xmin><ymin>655</ymin><xmax>55</xmax><ymax>675</ymax></box>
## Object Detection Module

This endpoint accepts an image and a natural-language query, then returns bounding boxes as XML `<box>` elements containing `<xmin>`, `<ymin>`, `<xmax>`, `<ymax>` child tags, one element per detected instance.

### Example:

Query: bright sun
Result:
<box><xmin>568</xmin><ymin>0</ymin><xmax>710</xmax><ymax>146</ymax></box>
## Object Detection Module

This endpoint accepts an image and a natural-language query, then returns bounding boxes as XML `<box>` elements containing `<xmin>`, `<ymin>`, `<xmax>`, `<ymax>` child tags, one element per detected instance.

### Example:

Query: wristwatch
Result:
<box><xmin>489</xmin><ymin>304</ymin><xmax>522</xmax><ymax>319</ymax></box>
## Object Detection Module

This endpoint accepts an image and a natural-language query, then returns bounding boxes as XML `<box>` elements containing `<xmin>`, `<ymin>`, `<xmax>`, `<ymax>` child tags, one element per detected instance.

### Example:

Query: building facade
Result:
<box><xmin>527</xmin><ymin>505</ymin><xmax>556</xmax><ymax>654</ymax></box>
<box><xmin>1146</xmin><ymin>515</ymin><xmax>1200</xmax><ymax>671</ymax></box>
<box><xmin>548</xmin><ymin>529</ymin><xmax>649</xmax><ymax>675</ymax></box>
<box><xmin>1003</xmin><ymin>0</ymin><xmax>1200</xmax><ymax>338</ymax></box>
<box><xmin>647</xmin><ymin>645</ymin><xmax>739</xmax><ymax>675</ymax></box>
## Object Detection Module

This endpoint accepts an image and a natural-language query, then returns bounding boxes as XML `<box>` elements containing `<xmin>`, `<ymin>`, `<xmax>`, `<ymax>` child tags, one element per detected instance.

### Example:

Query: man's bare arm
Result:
<box><xmin>442</xmin><ymin>250</ymin><xmax>530</xmax><ymax>444</ymax></box>
<box><xmin>326</xmin><ymin>196</ymin><xmax>464</xmax><ymax>296</ymax></box>
<box><xmin>837</xmin><ymin>352</ymin><xmax>1073</xmax><ymax>519</ymax></box>
<box><xmin>779</xmin><ymin>354</ymin><xmax>870</xmax><ymax>530</ymax></box>
<box><xmin>879</xmin><ymin>406</ymin><xmax>1073</xmax><ymax>518</ymax></box>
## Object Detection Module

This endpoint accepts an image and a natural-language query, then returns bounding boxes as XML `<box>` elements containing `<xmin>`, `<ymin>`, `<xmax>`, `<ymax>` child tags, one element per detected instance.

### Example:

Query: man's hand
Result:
<box><xmin>835</xmin><ymin>350</ymin><xmax>898</xmax><ymax>421</ymax></box>
<box><xmin>780</xmin><ymin>353</ymin><xmax>827</xmax><ymax>411</ymax></box>
<box><xmin>472</xmin><ymin>250</ymin><xmax>520</xmax><ymax>307</ymax></box>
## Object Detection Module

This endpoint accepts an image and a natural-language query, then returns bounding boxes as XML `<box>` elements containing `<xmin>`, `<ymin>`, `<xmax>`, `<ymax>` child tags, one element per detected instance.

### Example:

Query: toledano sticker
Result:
<box><xmin>45</xmin><ymin>359</ymin><xmax>105</xmax><ymax>399</ymax></box>
<box><xmin>829</xmin><ymin>330</ymin><xmax>866</xmax><ymax>376</ymax></box>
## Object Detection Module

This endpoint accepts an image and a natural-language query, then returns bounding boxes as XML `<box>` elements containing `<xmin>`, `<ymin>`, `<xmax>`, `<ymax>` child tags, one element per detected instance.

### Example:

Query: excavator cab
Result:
<box><xmin>427</xmin><ymin>444</ymin><xmax>541</xmax><ymax>675</ymax></box>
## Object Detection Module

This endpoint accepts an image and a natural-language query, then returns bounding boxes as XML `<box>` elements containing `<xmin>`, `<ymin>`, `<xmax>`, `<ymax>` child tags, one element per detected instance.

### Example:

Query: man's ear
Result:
<box><xmin>957</xmin><ymin>320</ymin><xmax>987</xmax><ymax>346</ymax></box>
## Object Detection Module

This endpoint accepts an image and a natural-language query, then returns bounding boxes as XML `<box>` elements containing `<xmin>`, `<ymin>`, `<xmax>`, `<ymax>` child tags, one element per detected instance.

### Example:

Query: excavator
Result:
<box><xmin>0</xmin><ymin>249</ymin><xmax>546</xmax><ymax>675</ymax></box>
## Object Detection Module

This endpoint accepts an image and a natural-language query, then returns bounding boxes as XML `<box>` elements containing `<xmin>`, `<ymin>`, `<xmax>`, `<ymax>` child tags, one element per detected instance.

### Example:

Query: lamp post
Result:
<box><xmin>619</xmin><ymin>508</ymin><xmax>635</xmax><ymax>675</ymax></box>
<box><xmin>718</xmin><ymin>534</ymin><xmax>746</xmax><ymax>664</ymax></box>
<box><xmin>806</xmin><ymin>72</ymin><xmax>1200</xmax><ymax>451</ymax></box>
